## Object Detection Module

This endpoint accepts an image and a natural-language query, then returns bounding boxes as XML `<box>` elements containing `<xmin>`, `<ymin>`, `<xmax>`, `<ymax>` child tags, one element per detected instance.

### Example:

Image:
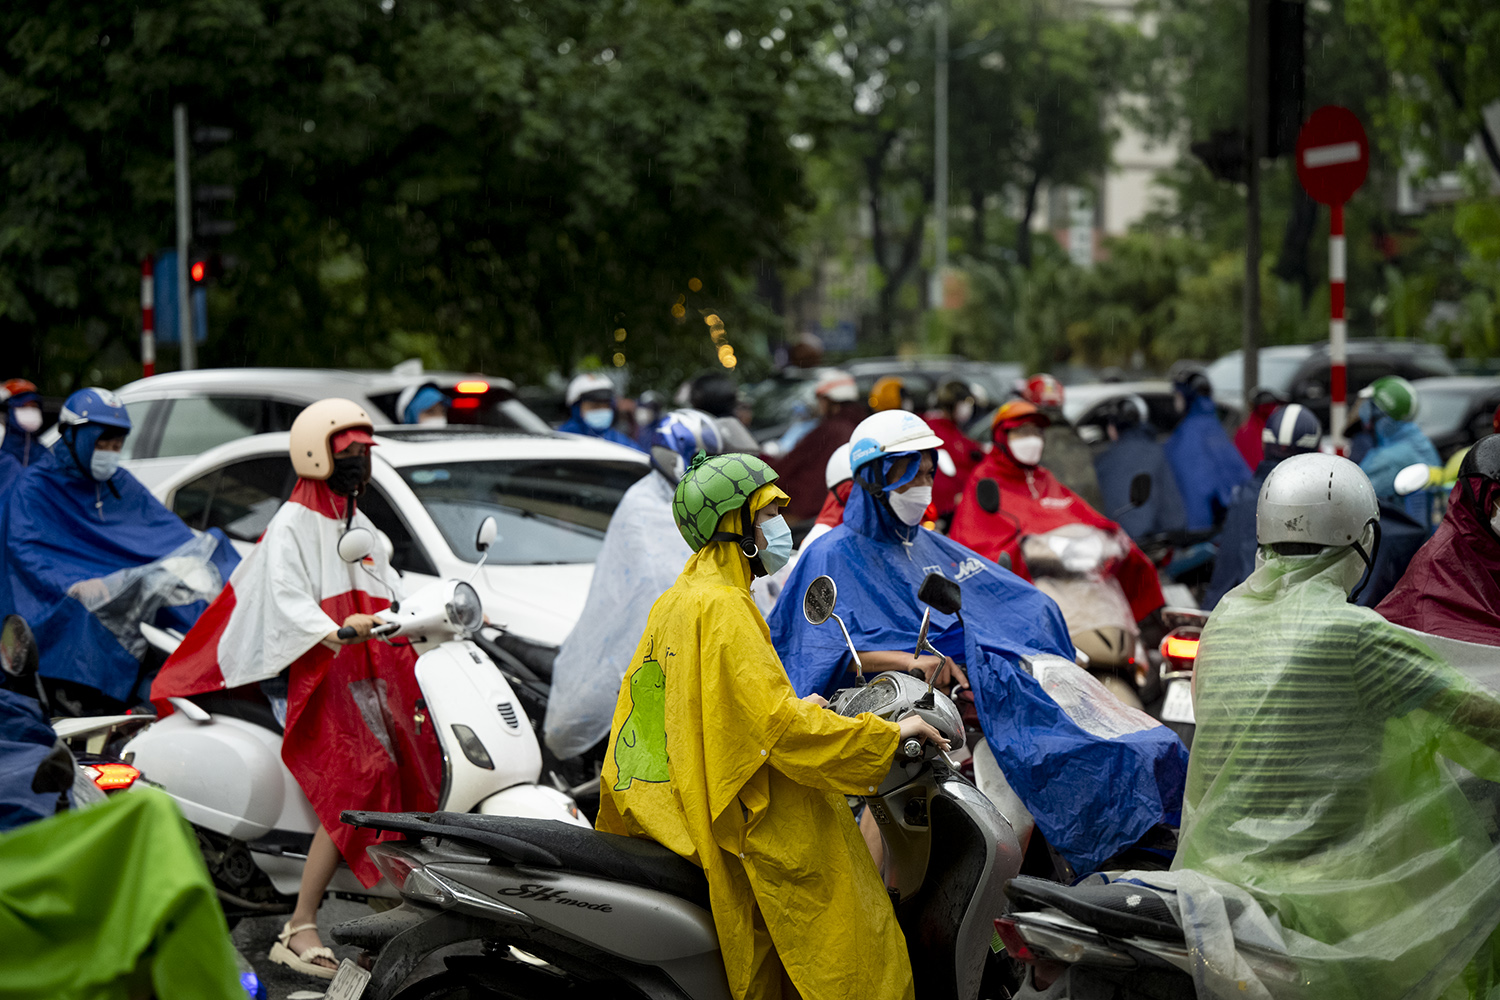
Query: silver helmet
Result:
<box><xmin>1257</xmin><ymin>453</ymin><xmax>1378</xmax><ymax>549</ymax></box>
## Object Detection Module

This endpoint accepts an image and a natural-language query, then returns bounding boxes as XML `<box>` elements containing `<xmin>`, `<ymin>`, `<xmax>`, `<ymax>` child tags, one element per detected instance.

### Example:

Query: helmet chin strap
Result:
<box><xmin>709</xmin><ymin>505</ymin><xmax>768</xmax><ymax>577</ymax></box>
<box><xmin>1347</xmin><ymin>520</ymin><xmax>1382</xmax><ymax>604</ymax></box>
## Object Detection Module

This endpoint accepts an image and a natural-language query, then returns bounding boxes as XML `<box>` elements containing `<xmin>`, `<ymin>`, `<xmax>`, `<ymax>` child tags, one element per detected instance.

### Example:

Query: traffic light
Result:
<box><xmin>191</xmin><ymin>126</ymin><xmax>236</xmax><ymax>249</ymax></box>
<box><xmin>1190</xmin><ymin>0</ymin><xmax>1304</xmax><ymax>181</ymax></box>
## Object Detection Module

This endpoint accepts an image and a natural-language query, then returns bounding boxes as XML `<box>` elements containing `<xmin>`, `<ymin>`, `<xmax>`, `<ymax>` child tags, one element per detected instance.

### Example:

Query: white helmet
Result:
<box><xmin>824</xmin><ymin>442</ymin><xmax>853</xmax><ymax>489</ymax></box>
<box><xmin>814</xmin><ymin>369</ymin><xmax>858</xmax><ymax>403</ymax></box>
<box><xmin>848</xmin><ymin>410</ymin><xmax>945</xmax><ymax>477</ymax></box>
<box><xmin>1257</xmin><ymin>453</ymin><xmax>1378</xmax><ymax>549</ymax></box>
<box><xmin>566</xmin><ymin>372</ymin><xmax>616</xmax><ymax>407</ymax></box>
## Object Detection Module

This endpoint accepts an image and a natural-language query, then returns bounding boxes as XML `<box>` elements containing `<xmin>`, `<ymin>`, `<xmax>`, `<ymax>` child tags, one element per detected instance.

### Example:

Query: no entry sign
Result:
<box><xmin>1296</xmin><ymin>105</ymin><xmax>1369</xmax><ymax>207</ymax></box>
<box><xmin>1296</xmin><ymin>106</ymin><xmax>1369</xmax><ymax>451</ymax></box>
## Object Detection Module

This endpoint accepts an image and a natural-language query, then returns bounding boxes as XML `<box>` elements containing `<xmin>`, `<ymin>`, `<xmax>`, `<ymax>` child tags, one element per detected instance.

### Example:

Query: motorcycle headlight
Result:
<box><xmin>446</xmin><ymin>582</ymin><xmax>484</xmax><ymax>635</ymax></box>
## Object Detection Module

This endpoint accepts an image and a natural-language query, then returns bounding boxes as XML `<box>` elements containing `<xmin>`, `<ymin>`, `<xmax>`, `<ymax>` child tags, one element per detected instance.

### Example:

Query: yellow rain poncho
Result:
<box><xmin>597</xmin><ymin>485</ymin><xmax>912</xmax><ymax>1000</ymax></box>
<box><xmin>1169</xmin><ymin>544</ymin><xmax>1500</xmax><ymax>999</ymax></box>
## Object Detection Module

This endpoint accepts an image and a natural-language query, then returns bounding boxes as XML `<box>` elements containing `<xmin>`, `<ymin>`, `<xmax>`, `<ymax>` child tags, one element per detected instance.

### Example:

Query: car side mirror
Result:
<box><xmin>1128</xmin><ymin>473</ymin><xmax>1153</xmax><ymax>508</ymax></box>
<box><xmin>475</xmin><ymin>516</ymin><xmax>498</xmax><ymax>553</ymax></box>
<box><xmin>976</xmin><ymin>478</ymin><xmax>1001</xmax><ymax>514</ymax></box>
<box><xmin>917</xmin><ymin>572</ymin><xmax>962</xmax><ymax>616</ymax></box>
<box><xmin>336</xmin><ymin>527</ymin><xmax>375</xmax><ymax>564</ymax></box>
<box><xmin>803</xmin><ymin>575</ymin><xmax>838</xmax><ymax>626</ymax></box>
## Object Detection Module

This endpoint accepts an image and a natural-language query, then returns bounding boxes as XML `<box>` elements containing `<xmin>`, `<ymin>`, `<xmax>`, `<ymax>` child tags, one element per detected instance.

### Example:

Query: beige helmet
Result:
<box><xmin>290</xmin><ymin>398</ymin><xmax>374</xmax><ymax>480</ymax></box>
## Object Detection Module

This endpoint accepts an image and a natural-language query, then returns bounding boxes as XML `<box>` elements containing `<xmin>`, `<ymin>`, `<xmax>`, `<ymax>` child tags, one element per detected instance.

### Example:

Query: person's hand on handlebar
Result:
<box><xmin>918</xmin><ymin>655</ymin><xmax>969</xmax><ymax>692</ymax></box>
<box><xmin>326</xmin><ymin>613</ymin><xmax>386</xmax><ymax>647</ymax></box>
<box><xmin>897</xmin><ymin>715</ymin><xmax>950</xmax><ymax>753</ymax></box>
<box><xmin>801</xmin><ymin>693</ymin><xmax>829</xmax><ymax>708</ymax></box>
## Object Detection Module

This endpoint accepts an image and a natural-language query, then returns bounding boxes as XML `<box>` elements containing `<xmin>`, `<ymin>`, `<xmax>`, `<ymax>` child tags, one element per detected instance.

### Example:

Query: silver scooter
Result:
<box><xmin>331</xmin><ymin>573</ymin><xmax>1029</xmax><ymax>1000</ymax></box>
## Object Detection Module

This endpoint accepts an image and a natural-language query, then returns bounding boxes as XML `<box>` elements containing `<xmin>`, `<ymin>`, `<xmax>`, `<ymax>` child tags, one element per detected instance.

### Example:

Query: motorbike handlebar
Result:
<box><xmin>901</xmin><ymin>738</ymin><xmax>924</xmax><ymax>760</ymax></box>
<box><xmin>336</xmin><ymin>626</ymin><xmax>357</xmax><ymax>640</ymax></box>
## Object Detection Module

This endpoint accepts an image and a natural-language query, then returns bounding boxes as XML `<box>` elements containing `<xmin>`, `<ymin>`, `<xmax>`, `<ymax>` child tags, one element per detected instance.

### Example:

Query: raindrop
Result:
<box><xmin>788</xmin><ymin>134</ymin><xmax>814</xmax><ymax>151</ymax></box>
<box><xmin>99</xmin><ymin>35</ymin><xmax>110</xmax><ymax>46</ymax></box>
<box><xmin>779</xmin><ymin>7</ymin><xmax>792</xmax><ymax>21</ymax></box>
<box><xmin>770</xmin><ymin>26</ymin><xmax>785</xmax><ymax>41</ymax></box>
<box><xmin>303</xmin><ymin>120</ymin><xmax>316</xmax><ymax>132</ymax></box>
<box><xmin>888</xmin><ymin>38</ymin><xmax>903</xmax><ymax>54</ymax></box>
<box><xmin>557</xmin><ymin>39</ymin><xmax>572</xmax><ymax>54</ymax></box>
<box><xmin>600</xmin><ymin>48</ymin><xmax>615</xmax><ymax>63</ymax></box>
<box><xmin>760</xmin><ymin>36</ymin><xmax>774</xmax><ymax>50</ymax></box>
<box><xmin>725</xmin><ymin>29</ymin><xmax>743</xmax><ymax>49</ymax></box>
<box><xmin>380</xmin><ymin>0</ymin><xmax>394</xmax><ymax>11</ymax></box>
<box><xmin>906</xmin><ymin>80</ymin><xmax>920</xmax><ymax>95</ymax></box>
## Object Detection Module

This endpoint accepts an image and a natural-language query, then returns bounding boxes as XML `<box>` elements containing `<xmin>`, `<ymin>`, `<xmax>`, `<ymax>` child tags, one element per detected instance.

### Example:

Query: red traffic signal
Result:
<box><xmin>190</xmin><ymin>260</ymin><xmax>206</xmax><ymax>283</ymax></box>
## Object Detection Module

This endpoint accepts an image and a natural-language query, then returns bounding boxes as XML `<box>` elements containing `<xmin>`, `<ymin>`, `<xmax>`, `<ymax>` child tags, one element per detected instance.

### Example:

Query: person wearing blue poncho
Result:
<box><xmin>396</xmin><ymin>381</ymin><xmax>451</xmax><ymax>425</ymax></box>
<box><xmin>1164</xmin><ymin>369</ymin><xmax>1251</xmax><ymax>532</ymax></box>
<box><xmin>558</xmin><ymin>372</ymin><xmax>646</xmax><ymax>451</ymax></box>
<box><xmin>768</xmin><ymin>410</ymin><xmax>1188</xmax><ymax>874</ymax></box>
<box><xmin>0</xmin><ymin>388</ymin><xmax>239</xmax><ymax>712</ymax></box>
<box><xmin>0</xmin><ymin>378</ymin><xmax>45</xmax><ymax>493</ymax></box>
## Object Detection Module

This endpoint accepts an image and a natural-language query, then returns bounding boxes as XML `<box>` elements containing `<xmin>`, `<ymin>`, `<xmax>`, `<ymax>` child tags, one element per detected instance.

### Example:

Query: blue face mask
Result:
<box><xmin>758</xmin><ymin>514</ymin><xmax>793</xmax><ymax>575</ymax></box>
<box><xmin>583</xmin><ymin>408</ymin><xmax>615</xmax><ymax>431</ymax></box>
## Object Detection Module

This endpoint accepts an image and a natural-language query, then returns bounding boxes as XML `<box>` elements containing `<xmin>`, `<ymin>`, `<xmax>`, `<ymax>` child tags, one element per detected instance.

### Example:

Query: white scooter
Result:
<box><xmin>122</xmin><ymin>516</ymin><xmax>588</xmax><ymax>921</ymax></box>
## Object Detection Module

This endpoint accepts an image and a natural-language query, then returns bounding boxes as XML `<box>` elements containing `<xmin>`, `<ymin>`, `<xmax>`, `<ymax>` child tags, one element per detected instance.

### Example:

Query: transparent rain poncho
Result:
<box><xmin>1123</xmin><ymin>544</ymin><xmax>1500</xmax><ymax>999</ymax></box>
<box><xmin>74</xmin><ymin>532</ymin><xmax>227</xmax><ymax>661</ymax></box>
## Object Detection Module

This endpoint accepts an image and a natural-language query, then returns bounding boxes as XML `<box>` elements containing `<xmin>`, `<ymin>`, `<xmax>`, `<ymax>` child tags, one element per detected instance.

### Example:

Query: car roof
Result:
<box><xmin>1061</xmin><ymin>381</ymin><xmax>1174</xmax><ymax>423</ymax></box>
<box><xmin>1411</xmin><ymin>375</ymin><xmax>1500</xmax><ymax>393</ymax></box>
<box><xmin>114</xmin><ymin>367</ymin><xmax>517</xmax><ymax>402</ymax></box>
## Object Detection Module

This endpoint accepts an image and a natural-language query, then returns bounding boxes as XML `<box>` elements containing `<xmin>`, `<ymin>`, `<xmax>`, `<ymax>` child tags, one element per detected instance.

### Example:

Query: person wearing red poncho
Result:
<box><xmin>1232</xmin><ymin>388</ymin><xmax>1286</xmax><ymax>471</ymax></box>
<box><xmin>925</xmin><ymin>379</ymin><xmax>983</xmax><ymax>521</ymax></box>
<box><xmin>949</xmin><ymin>400</ymin><xmax>1164</xmax><ymax>624</ymax></box>
<box><xmin>150</xmin><ymin>399</ymin><xmax>441</xmax><ymax>980</ymax></box>
<box><xmin>1377</xmin><ymin>434</ymin><xmax>1500</xmax><ymax>645</ymax></box>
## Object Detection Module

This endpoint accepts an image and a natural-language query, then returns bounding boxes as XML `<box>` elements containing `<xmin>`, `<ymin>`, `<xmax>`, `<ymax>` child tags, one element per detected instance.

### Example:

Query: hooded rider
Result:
<box><xmin>544</xmin><ymin>409</ymin><xmax>726</xmax><ymax>761</ymax></box>
<box><xmin>950</xmin><ymin>400</ymin><xmax>1166</xmax><ymax>627</ymax></box>
<box><xmin>1091</xmin><ymin>394</ymin><xmax>1187</xmax><ymax>544</ymax></box>
<box><xmin>396</xmin><ymin>381</ymin><xmax>450</xmax><ymax>426</ymax></box>
<box><xmin>597</xmin><ymin>451</ymin><xmax>946</xmax><ymax>1000</ymax></box>
<box><xmin>770</xmin><ymin>411</ymin><xmax>1187</xmax><ymax>875</ymax></box>
<box><xmin>1232</xmin><ymin>387</ymin><xmax>1287</xmax><ymax>470</ymax></box>
<box><xmin>1163</xmin><ymin>368</ymin><xmax>1250</xmax><ymax>531</ymax></box>
<box><xmin>1020</xmin><ymin>373</ymin><xmax>1105</xmax><ymax>510</ymax></box>
<box><xmin>0</xmin><ymin>379</ymin><xmax>44</xmax><ymax>488</ymax></box>
<box><xmin>0</xmin><ymin>388</ymin><xmax>239</xmax><ymax>714</ymax></box>
<box><xmin>1355</xmin><ymin>375</ymin><xmax>1440</xmax><ymax>515</ymax></box>
<box><xmin>152</xmin><ymin>399</ymin><xmax>442</xmax><ymax>980</ymax></box>
<box><xmin>559</xmin><ymin>373</ymin><xmax>646</xmax><ymax>451</ymax></box>
<box><xmin>1174</xmin><ymin>452</ymin><xmax>1500</xmax><ymax>997</ymax></box>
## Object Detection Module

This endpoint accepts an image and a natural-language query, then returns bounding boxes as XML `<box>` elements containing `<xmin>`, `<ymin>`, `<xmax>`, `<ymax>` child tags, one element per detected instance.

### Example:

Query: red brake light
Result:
<box><xmin>88</xmin><ymin>762</ymin><xmax>141</xmax><ymax>791</ymax></box>
<box><xmin>1162</xmin><ymin>634</ymin><xmax>1200</xmax><ymax>661</ymax></box>
<box><xmin>454</xmin><ymin>380</ymin><xmax>488</xmax><ymax>394</ymax></box>
<box><xmin>993</xmin><ymin>918</ymin><xmax>1036</xmax><ymax>963</ymax></box>
<box><xmin>452</xmin><ymin>397</ymin><xmax>480</xmax><ymax>410</ymax></box>
<box><xmin>190</xmin><ymin>261</ymin><xmax>206</xmax><ymax>282</ymax></box>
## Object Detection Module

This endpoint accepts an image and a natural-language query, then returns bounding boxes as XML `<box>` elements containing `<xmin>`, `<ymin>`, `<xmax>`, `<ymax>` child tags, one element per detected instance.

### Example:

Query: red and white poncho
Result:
<box><xmin>152</xmin><ymin>479</ymin><xmax>441</xmax><ymax>885</ymax></box>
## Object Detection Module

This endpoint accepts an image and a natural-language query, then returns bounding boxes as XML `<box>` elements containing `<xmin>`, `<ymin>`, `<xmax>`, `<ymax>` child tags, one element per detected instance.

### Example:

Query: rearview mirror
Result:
<box><xmin>1128</xmin><ymin>473</ymin><xmax>1153</xmax><ymax>508</ymax></box>
<box><xmin>803</xmin><ymin>575</ymin><xmax>838</xmax><ymax>626</ymax></box>
<box><xmin>336</xmin><ymin>527</ymin><xmax>375</xmax><ymax>564</ymax></box>
<box><xmin>976</xmin><ymin>478</ymin><xmax>1001</xmax><ymax>514</ymax></box>
<box><xmin>476</xmin><ymin>516</ymin><xmax>498</xmax><ymax>553</ymax></box>
<box><xmin>917</xmin><ymin>573</ymin><xmax>962</xmax><ymax>616</ymax></box>
<box><xmin>936</xmin><ymin>449</ymin><xmax>956</xmax><ymax>478</ymax></box>
<box><xmin>1394</xmin><ymin>463</ymin><xmax>1433</xmax><ymax>498</ymax></box>
<box><xmin>1</xmin><ymin>615</ymin><xmax>38</xmax><ymax>680</ymax></box>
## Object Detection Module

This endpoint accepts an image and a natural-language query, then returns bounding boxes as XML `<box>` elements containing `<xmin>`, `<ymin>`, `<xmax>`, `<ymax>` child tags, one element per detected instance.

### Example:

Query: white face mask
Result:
<box><xmin>954</xmin><ymin>400</ymin><xmax>974</xmax><ymax>425</ymax></box>
<box><xmin>417</xmin><ymin>414</ymin><xmax>448</xmax><ymax>427</ymax></box>
<box><xmin>13</xmin><ymin>406</ymin><xmax>42</xmax><ymax>434</ymax></box>
<box><xmin>90</xmin><ymin>448</ymin><xmax>121</xmax><ymax>482</ymax></box>
<box><xmin>889</xmin><ymin>485</ymin><xmax>932</xmax><ymax>526</ymax></box>
<box><xmin>1008</xmin><ymin>434</ymin><xmax>1044</xmax><ymax>467</ymax></box>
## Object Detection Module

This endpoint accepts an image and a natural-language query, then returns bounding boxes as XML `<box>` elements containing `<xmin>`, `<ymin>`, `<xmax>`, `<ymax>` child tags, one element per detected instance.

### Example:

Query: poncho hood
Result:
<box><xmin>1165</xmin><ymin>394</ymin><xmax>1251</xmax><ymax>530</ymax></box>
<box><xmin>558</xmin><ymin>403</ymin><xmax>647</xmax><ymax>451</ymax></box>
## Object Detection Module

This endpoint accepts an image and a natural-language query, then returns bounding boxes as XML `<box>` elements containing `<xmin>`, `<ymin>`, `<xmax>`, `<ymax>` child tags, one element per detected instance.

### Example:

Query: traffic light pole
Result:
<box><xmin>1242</xmin><ymin>0</ymin><xmax>1265</xmax><ymax>414</ymax></box>
<box><xmin>929</xmin><ymin>0</ymin><xmax>949</xmax><ymax>313</ymax></box>
<box><xmin>173</xmin><ymin>104</ymin><xmax>196</xmax><ymax>370</ymax></box>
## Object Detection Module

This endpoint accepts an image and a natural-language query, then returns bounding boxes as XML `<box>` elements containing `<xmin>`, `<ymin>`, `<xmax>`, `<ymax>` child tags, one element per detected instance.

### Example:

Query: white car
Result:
<box><xmin>152</xmin><ymin>426</ymin><xmax>649</xmax><ymax>649</ymax></box>
<box><xmin>59</xmin><ymin>365</ymin><xmax>552</xmax><ymax>491</ymax></box>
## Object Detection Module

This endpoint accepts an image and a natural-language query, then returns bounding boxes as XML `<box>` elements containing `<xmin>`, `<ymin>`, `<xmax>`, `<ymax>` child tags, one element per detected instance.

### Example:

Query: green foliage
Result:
<box><xmin>1</xmin><ymin>0</ymin><xmax>842</xmax><ymax>393</ymax></box>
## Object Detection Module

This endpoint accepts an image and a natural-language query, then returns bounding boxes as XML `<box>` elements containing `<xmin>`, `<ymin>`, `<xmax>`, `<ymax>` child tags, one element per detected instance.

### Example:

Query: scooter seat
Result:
<box><xmin>344</xmin><ymin>810</ymin><xmax>711</xmax><ymax>910</ymax></box>
<box><xmin>1005</xmin><ymin>875</ymin><xmax>1182</xmax><ymax>941</ymax></box>
<box><xmin>191</xmin><ymin>692</ymin><xmax>283</xmax><ymax>735</ymax></box>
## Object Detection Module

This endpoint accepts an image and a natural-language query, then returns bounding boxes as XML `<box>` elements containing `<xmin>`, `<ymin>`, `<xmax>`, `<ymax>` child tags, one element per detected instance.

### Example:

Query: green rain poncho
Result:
<box><xmin>1145</xmin><ymin>545</ymin><xmax>1500</xmax><ymax>999</ymax></box>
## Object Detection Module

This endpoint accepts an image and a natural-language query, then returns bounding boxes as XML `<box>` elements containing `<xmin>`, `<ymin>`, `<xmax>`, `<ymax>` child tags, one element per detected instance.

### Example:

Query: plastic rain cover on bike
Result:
<box><xmin>597</xmin><ymin>484</ymin><xmax>915</xmax><ymax>1000</ymax></box>
<box><xmin>73</xmin><ymin>532</ymin><xmax>227</xmax><ymax>661</ymax></box>
<box><xmin>151</xmin><ymin>479</ymin><xmax>441</xmax><ymax>886</ymax></box>
<box><xmin>0</xmin><ymin>442</ymin><xmax>239</xmax><ymax>703</ymax></box>
<box><xmin>0</xmin><ymin>787</ymin><xmax>245</xmax><ymax>1000</ymax></box>
<box><xmin>545</xmin><ymin>471</ymin><xmax>691</xmax><ymax>759</ymax></box>
<box><xmin>1156</xmin><ymin>544</ymin><xmax>1500</xmax><ymax>999</ymax></box>
<box><xmin>769</xmin><ymin>480</ymin><xmax>1188</xmax><ymax>874</ymax></box>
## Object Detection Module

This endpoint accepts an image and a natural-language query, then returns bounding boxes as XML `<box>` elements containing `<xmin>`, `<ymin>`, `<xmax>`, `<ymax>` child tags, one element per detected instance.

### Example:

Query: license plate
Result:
<box><xmin>1160</xmin><ymin>680</ymin><xmax>1195</xmax><ymax>725</ymax></box>
<box><xmin>324</xmin><ymin>959</ymin><xmax>371</xmax><ymax>1000</ymax></box>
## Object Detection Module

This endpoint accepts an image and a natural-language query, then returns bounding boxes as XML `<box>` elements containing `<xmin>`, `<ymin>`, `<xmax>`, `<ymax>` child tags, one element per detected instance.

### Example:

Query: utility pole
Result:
<box><xmin>173</xmin><ymin>104</ymin><xmax>196</xmax><ymax>370</ymax></box>
<box><xmin>929</xmin><ymin>0</ymin><xmax>949</xmax><ymax>313</ymax></box>
<box><xmin>1242</xmin><ymin>0</ymin><xmax>1265</xmax><ymax>412</ymax></box>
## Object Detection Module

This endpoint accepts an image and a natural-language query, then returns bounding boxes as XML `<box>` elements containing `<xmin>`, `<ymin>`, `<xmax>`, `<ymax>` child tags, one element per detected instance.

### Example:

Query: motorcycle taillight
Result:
<box><xmin>1159</xmin><ymin>626</ymin><xmax>1202</xmax><ymax>667</ymax></box>
<box><xmin>84</xmin><ymin>762</ymin><xmax>140</xmax><ymax>792</ymax></box>
<box><xmin>993</xmin><ymin>918</ymin><xmax>1036</xmax><ymax>963</ymax></box>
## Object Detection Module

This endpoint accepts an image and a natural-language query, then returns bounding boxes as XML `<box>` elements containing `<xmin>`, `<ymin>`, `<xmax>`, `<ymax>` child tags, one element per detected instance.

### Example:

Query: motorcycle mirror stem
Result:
<box><xmin>803</xmin><ymin>576</ymin><xmax>865</xmax><ymax>684</ymax></box>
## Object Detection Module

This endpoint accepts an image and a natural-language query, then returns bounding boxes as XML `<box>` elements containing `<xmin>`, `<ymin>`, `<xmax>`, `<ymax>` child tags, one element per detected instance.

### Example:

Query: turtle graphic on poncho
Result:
<box><xmin>612</xmin><ymin>655</ymin><xmax>669</xmax><ymax>790</ymax></box>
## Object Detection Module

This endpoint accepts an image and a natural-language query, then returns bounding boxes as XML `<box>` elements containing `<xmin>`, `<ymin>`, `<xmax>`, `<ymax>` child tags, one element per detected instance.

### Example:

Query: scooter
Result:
<box><xmin>1146</xmin><ymin>609</ymin><xmax>1205</xmax><ymax>750</ymax></box>
<box><xmin>120</xmin><ymin>516</ymin><xmax>589</xmax><ymax>922</ymax></box>
<box><xmin>327</xmin><ymin>572</ymin><xmax>1029</xmax><ymax>1000</ymax></box>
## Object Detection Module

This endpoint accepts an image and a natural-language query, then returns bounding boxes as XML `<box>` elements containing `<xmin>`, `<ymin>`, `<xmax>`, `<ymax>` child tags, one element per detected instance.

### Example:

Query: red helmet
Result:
<box><xmin>1</xmin><ymin>378</ymin><xmax>37</xmax><ymax>401</ymax></box>
<box><xmin>992</xmin><ymin>399</ymin><xmax>1051</xmax><ymax>435</ymax></box>
<box><xmin>1021</xmin><ymin>373</ymin><xmax>1064</xmax><ymax>410</ymax></box>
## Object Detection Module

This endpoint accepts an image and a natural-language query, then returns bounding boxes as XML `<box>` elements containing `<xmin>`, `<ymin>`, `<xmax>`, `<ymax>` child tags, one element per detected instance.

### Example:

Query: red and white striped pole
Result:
<box><xmin>1329</xmin><ymin>203</ymin><xmax>1347</xmax><ymax>452</ymax></box>
<box><xmin>141</xmin><ymin>256</ymin><xmax>156</xmax><ymax>377</ymax></box>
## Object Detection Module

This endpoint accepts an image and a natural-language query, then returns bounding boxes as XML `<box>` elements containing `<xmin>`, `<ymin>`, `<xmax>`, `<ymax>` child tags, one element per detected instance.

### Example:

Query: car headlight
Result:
<box><xmin>446</xmin><ymin>582</ymin><xmax>484</xmax><ymax>635</ymax></box>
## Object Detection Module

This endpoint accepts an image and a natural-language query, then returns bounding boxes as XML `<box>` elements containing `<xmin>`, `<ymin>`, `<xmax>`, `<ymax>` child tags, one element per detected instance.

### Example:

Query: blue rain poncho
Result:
<box><xmin>1158</xmin><ymin>544</ymin><xmax>1500</xmax><ymax>999</ymax></box>
<box><xmin>0</xmin><ymin>429</ymin><xmax>239</xmax><ymax>704</ymax></box>
<box><xmin>1165</xmin><ymin>395</ymin><xmax>1251</xmax><ymax>531</ymax></box>
<box><xmin>1093</xmin><ymin>424</ymin><xmax>1187</xmax><ymax>542</ymax></box>
<box><xmin>767</xmin><ymin>472</ymin><xmax>1189</xmax><ymax>873</ymax></box>
<box><xmin>558</xmin><ymin>403</ymin><xmax>647</xmax><ymax>452</ymax></box>
<box><xmin>1360</xmin><ymin>411</ymin><xmax>1440</xmax><ymax>501</ymax></box>
<box><xmin>0</xmin><ymin>688</ymin><xmax>74</xmax><ymax>832</ymax></box>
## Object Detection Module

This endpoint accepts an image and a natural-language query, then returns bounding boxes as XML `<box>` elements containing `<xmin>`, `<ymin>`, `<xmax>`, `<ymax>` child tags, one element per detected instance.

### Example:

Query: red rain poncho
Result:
<box><xmin>1233</xmin><ymin>400</ymin><xmax>1279</xmax><ymax>471</ymax></box>
<box><xmin>1378</xmin><ymin>468</ymin><xmax>1500</xmax><ymax>646</ymax></box>
<box><xmin>950</xmin><ymin>444</ymin><xmax>1164</xmax><ymax>623</ymax></box>
<box><xmin>925</xmin><ymin>414</ymin><xmax>982</xmax><ymax>517</ymax></box>
<box><xmin>151</xmin><ymin>479</ymin><xmax>442</xmax><ymax>885</ymax></box>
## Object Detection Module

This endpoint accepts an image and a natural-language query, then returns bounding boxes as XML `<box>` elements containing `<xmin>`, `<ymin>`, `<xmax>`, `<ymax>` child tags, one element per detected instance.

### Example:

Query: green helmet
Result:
<box><xmin>673</xmin><ymin>452</ymin><xmax>780</xmax><ymax>551</ymax></box>
<box><xmin>1367</xmin><ymin>375</ymin><xmax>1419</xmax><ymax>422</ymax></box>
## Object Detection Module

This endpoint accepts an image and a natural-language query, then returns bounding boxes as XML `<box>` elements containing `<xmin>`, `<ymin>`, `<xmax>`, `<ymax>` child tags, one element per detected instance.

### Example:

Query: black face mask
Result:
<box><xmin>327</xmin><ymin>453</ymin><xmax>371</xmax><ymax>498</ymax></box>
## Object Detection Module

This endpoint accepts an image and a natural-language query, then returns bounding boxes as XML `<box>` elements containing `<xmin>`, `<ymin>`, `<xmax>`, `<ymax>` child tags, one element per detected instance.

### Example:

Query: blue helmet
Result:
<box><xmin>651</xmin><ymin>408</ymin><xmax>724</xmax><ymax>483</ymax></box>
<box><xmin>1261</xmin><ymin>403</ymin><xmax>1322</xmax><ymax>462</ymax></box>
<box><xmin>58</xmin><ymin>388</ymin><xmax>131</xmax><ymax>432</ymax></box>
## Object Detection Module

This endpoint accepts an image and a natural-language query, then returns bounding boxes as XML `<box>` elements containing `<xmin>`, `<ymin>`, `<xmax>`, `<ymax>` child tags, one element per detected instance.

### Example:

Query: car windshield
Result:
<box><xmin>1205</xmin><ymin>351</ymin><xmax>1307</xmax><ymax>398</ymax></box>
<box><xmin>1415</xmin><ymin>387</ymin><xmax>1479</xmax><ymax>437</ymax></box>
<box><xmin>400</xmin><ymin>459</ymin><xmax>646</xmax><ymax>564</ymax></box>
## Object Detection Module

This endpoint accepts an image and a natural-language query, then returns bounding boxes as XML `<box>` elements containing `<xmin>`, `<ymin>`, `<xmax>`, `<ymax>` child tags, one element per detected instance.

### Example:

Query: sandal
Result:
<box><xmin>268</xmin><ymin>920</ymin><xmax>339</xmax><ymax>980</ymax></box>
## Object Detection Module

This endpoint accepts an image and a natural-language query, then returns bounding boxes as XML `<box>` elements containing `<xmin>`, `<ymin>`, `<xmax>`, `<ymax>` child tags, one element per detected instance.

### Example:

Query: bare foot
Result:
<box><xmin>286</xmin><ymin>926</ymin><xmax>338</xmax><ymax>971</ymax></box>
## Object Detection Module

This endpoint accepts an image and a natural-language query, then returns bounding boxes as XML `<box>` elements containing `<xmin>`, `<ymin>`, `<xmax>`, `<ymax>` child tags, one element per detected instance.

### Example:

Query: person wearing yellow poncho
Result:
<box><xmin>596</xmin><ymin>452</ymin><xmax>946</xmax><ymax>1000</ymax></box>
<box><xmin>1161</xmin><ymin>453</ymin><xmax>1500</xmax><ymax>999</ymax></box>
